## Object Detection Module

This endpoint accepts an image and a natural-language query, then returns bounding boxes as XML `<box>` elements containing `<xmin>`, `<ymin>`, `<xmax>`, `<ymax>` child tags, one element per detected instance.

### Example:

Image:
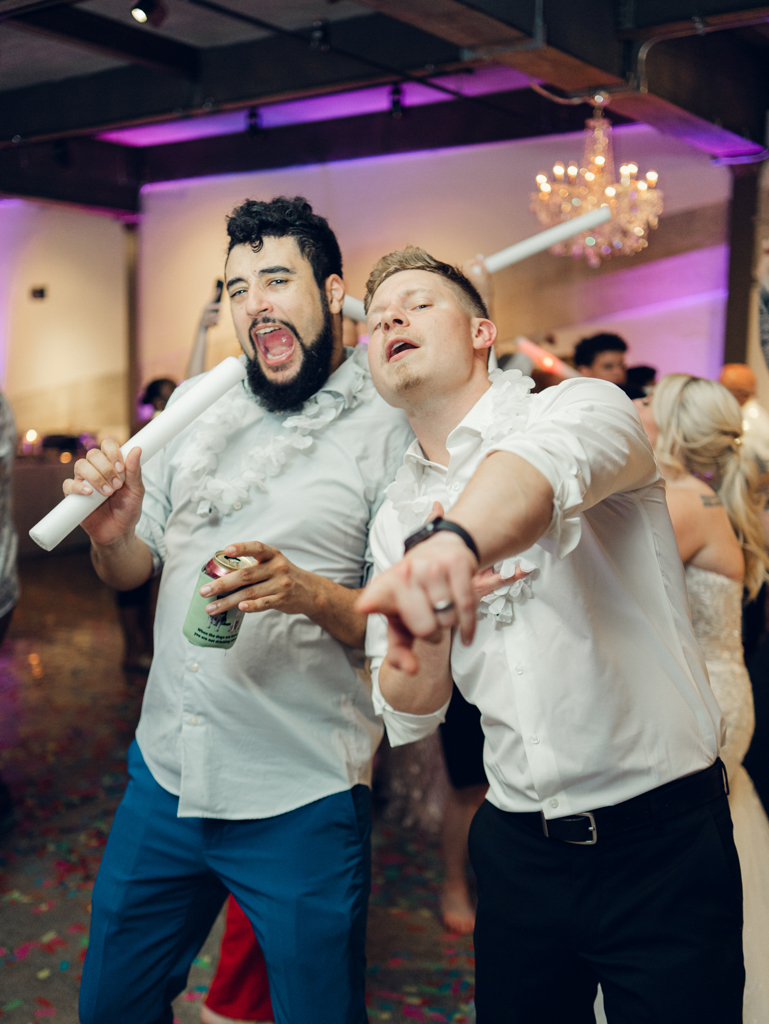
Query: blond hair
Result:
<box><xmin>363</xmin><ymin>246</ymin><xmax>487</xmax><ymax>318</ymax></box>
<box><xmin>653</xmin><ymin>373</ymin><xmax>768</xmax><ymax>599</ymax></box>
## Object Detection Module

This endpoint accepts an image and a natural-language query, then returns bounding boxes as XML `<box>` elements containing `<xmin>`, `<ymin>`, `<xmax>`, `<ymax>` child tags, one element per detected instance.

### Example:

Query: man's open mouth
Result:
<box><xmin>253</xmin><ymin>324</ymin><xmax>296</xmax><ymax>366</ymax></box>
<box><xmin>387</xmin><ymin>338</ymin><xmax>418</xmax><ymax>362</ymax></box>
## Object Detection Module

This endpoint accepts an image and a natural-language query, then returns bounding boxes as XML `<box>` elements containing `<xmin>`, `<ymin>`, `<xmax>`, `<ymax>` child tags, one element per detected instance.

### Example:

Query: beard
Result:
<box><xmin>245</xmin><ymin>300</ymin><xmax>336</xmax><ymax>414</ymax></box>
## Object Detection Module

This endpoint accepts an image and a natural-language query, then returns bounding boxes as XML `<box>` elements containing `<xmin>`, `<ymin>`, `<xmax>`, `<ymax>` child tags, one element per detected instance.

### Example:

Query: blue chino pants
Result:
<box><xmin>79</xmin><ymin>741</ymin><xmax>371</xmax><ymax>1024</ymax></box>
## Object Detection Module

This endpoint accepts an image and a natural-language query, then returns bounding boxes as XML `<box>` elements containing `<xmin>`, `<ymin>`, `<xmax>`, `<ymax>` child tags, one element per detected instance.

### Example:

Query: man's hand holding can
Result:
<box><xmin>199</xmin><ymin>541</ymin><xmax>322</xmax><ymax>619</ymax></box>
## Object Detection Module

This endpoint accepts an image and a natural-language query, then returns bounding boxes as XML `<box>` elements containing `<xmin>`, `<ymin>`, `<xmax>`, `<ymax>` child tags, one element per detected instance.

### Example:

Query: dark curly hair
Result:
<box><xmin>573</xmin><ymin>332</ymin><xmax>627</xmax><ymax>368</ymax></box>
<box><xmin>226</xmin><ymin>196</ymin><xmax>342</xmax><ymax>288</ymax></box>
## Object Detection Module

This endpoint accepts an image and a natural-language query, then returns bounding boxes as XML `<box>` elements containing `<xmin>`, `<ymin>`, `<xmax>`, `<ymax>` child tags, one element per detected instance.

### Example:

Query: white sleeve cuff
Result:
<box><xmin>370</xmin><ymin>656</ymin><xmax>450</xmax><ymax>747</ymax></box>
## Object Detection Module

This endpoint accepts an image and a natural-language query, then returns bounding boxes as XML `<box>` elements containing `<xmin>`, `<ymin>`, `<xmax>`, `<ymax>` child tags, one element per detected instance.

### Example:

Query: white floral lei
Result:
<box><xmin>180</xmin><ymin>347</ymin><xmax>376</xmax><ymax>516</ymax></box>
<box><xmin>387</xmin><ymin>366</ymin><xmax>539</xmax><ymax>624</ymax></box>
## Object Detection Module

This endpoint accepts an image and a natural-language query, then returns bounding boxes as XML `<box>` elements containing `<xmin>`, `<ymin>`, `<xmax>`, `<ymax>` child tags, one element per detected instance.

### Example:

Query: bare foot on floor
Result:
<box><xmin>441</xmin><ymin>881</ymin><xmax>476</xmax><ymax>934</ymax></box>
<box><xmin>200</xmin><ymin>1004</ymin><xmax>274</xmax><ymax>1024</ymax></box>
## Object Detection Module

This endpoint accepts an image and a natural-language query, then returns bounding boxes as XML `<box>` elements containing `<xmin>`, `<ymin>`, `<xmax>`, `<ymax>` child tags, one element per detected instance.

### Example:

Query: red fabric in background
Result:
<box><xmin>204</xmin><ymin>896</ymin><xmax>274</xmax><ymax>1022</ymax></box>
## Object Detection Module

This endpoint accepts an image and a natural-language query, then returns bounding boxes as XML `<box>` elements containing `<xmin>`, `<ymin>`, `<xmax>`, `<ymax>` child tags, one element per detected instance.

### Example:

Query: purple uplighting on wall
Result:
<box><xmin>98</xmin><ymin>66</ymin><xmax>532</xmax><ymax>148</ymax></box>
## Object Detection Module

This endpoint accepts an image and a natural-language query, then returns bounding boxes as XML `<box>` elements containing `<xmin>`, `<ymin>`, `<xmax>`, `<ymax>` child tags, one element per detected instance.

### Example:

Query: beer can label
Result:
<box><xmin>182</xmin><ymin>569</ymin><xmax>245</xmax><ymax>650</ymax></box>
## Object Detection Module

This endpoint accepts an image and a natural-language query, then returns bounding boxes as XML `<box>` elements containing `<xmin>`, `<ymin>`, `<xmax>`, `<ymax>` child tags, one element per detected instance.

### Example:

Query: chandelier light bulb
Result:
<box><xmin>553</xmin><ymin>164</ymin><xmax>565</xmax><ymax>177</ymax></box>
<box><xmin>567</xmin><ymin>165</ymin><xmax>578</xmax><ymax>176</ymax></box>
<box><xmin>637</xmin><ymin>180</ymin><xmax>648</xmax><ymax>190</ymax></box>
<box><xmin>584</xmin><ymin>171</ymin><xmax>595</xmax><ymax>181</ymax></box>
<box><xmin>594</xmin><ymin>155</ymin><xmax>605</xmax><ymax>166</ymax></box>
<box><xmin>605</xmin><ymin>187</ymin><xmax>616</xmax><ymax>196</ymax></box>
<box><xmin>646</xmin><ymin>170</ymin><xmax>658</xmax><ymax>183</ymax></box>
<box><xmin>25</xmin><ymin>429</ymin><xmax>37</xmax><ymax>442</ymax></box>
<box><xmin>541</xmin><ymin>183</ymin><xmax>551</xmax><ymax>192</ymax></box>
<box><xmin>628</xmin><ymin>163</ymin><xmax>638</xmax><ymax>174</ymax></box>
<box><xmin>130</xmin><ymin>0</ymin><xmax>166</xmax><ymax>25</ymax></box>
<box><xmin>536</xmin><ymin>174</ymin><xmax>547</xmax><ymax>184</ymax></box>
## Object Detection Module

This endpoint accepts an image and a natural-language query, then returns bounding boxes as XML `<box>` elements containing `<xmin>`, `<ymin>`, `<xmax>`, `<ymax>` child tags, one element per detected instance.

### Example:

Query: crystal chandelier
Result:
<box><xmin>531</xmin><ymin>103</ymin><xmax>663</xmax><ymax>269</ymax></box>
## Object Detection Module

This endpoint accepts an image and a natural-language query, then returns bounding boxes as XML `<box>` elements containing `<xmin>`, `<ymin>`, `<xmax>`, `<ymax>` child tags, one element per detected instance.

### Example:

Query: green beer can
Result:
<box><xmin>182</xmin><ymin>550</ymin><xmax>257</xmax><ymax>650</ymax></box>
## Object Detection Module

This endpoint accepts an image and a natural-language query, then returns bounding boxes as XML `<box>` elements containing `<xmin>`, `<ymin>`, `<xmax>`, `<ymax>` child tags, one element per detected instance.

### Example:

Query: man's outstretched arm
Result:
<box><xmin>358</xmin><ymin>381</ymin><xmax>657</xmax><ymax>673</ymax></box>
<box><xmin>358</xmin><ymin>452</ymin><xmax>552</xmax><ymax>674</ymax></box>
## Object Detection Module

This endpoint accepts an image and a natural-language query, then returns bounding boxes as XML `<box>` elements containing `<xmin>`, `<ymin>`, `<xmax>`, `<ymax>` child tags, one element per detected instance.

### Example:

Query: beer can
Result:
<box><xmin>182</xmin><ymin>550</ymin><xmax>257</xmax><ymax>650</ymax></box>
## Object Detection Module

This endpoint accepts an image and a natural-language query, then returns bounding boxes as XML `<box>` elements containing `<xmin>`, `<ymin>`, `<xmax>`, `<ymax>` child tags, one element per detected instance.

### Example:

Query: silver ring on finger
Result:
<box><xmin>432</xmin><ymin>599</ymin><xmax>455</xmax><ymax>614</ymax></box>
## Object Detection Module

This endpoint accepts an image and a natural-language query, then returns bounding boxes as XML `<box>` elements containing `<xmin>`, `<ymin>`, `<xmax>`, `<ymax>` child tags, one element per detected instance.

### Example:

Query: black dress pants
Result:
<box><xmin>468</xmin><ymin>794</ymin><xmax>744</xmax><ymax>1024</ymax></box>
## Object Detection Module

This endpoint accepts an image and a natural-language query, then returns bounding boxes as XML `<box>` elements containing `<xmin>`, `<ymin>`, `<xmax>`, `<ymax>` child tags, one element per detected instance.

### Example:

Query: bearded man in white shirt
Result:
<box><xmin>65</xmin><ymin>197</ymin><xmax>413</xmax><ymax>1024</ymax></box>
<box><xmin>358</xmin><ymin>247</ymin><xmax>744</xmax><ymax>1024</ymax></box>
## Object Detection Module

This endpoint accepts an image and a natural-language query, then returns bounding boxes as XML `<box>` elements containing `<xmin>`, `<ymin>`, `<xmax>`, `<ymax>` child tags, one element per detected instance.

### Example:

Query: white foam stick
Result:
<box><xmin>340</xmin><ymin>209</ymin><xmax>613</xmax><ymax>321</ymax></box>
<box><xmin>29</xmin><ymin>356</ymin><xmax>247</xmax><ymax>552</ymax></box>
<box><xmin>342</xmin><ymin>294</ymin><xmax>367</xmax><ymax>322</ymax></box>
<box><xmin>483</xmin><ymin>207</ymin><xmax>611</xmax><ymax>273</ymax></box>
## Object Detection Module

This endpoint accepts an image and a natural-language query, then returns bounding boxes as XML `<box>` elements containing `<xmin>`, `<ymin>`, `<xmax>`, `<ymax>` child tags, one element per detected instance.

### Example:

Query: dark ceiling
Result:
<box><xmin>1</xmin><ymin>0</ymin><xmax>767</xmax><ymax>212</ymax></box>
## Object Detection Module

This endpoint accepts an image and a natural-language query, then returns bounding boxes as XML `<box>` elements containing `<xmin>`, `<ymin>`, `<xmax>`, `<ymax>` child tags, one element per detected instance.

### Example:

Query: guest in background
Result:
<box><xmin>140</xmin><ymin>378</ymin><xmax>177</xmax><ymax>422</ymax></box>
<box><xmin>186</xmin><ymin>282</ymin><xmax>223</xmax><ymax>380</ymax></box>
<box><xmin>720</xmin><ymin>363</ymin><xmax>769</xmax><ymax>473</ymax></box>
<box><xmin>625</xmin><ymin>364</ymin><xmax>656</xmax><ymax>395</ymax></box>
<box><xmin>0</xmin><ymin>386</ymin><xmax>19</xmax><ymax>831</ymax></box>
<box><xmin>573</xmin><ymin>332</ymin><xmax>627</xmax><ymax>385</ymax></box>
<box><xmin>634</xmin><ymin>375</ymin><xmax>769</xmax><ymax>1021</ymax></box>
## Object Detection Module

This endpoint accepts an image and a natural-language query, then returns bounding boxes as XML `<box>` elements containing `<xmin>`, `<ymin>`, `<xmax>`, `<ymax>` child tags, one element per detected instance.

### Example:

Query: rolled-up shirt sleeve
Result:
<box><xmin>488</xmin><ymin>378</ymin><xmax>658</xmax><ymax>558</ymax></box>
<box><xmin>365</xmin><ymin>505</ymin><xmax>450</xmax><ymax>747</ymax></box>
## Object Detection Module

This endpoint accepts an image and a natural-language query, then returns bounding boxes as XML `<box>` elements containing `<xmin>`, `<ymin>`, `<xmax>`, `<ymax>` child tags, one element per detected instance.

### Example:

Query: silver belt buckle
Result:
<box><xmin>541</xmin><ymin>810</ymin><xmax>598</xmax><ymax>845</ymax></box>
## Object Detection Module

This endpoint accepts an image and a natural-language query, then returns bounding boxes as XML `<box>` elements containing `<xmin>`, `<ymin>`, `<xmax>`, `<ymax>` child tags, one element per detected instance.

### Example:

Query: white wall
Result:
<box><xmin>137</xmin><ymin>123</ymin><xmax>732</xmax><ymax>385</ymax></box>
<box><xmin>0</xmin><ymin>200</ymin><xmax>128</xmax><ymax>440</ymax></box>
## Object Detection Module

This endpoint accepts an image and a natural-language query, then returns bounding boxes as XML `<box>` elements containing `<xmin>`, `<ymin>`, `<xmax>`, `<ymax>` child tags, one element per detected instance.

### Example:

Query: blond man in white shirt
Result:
<box><xmin>358</xmin><ymin>247</ymin><xmax>744</xmax><ymax>1024</ymax></box>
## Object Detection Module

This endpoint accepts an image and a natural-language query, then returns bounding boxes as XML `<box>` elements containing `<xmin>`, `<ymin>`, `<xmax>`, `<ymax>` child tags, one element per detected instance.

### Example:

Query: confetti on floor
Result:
<box><xmin>0</xmin><ymin>553</ymin><xmax>475</xmax><ymax>1023</ymax></box>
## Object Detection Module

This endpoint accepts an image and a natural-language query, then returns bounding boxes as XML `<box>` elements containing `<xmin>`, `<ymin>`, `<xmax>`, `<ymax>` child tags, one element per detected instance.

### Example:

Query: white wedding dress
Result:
<box><xmin>597</xmin><ymin>565</ymin><xmax>769</xmax><ymax>1022</ymax></box>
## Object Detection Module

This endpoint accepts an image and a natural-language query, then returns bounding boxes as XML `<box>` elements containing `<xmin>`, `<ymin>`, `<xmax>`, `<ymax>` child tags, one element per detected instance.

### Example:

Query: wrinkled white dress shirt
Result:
<box><xmin>134</xmin><ymin>347</ymin><xmax>413</xmax><ymax>818</ymax></box>
<box><xmin>367</xmin><ymin>370</ymin><xmax>723</xmax><ymax>819</ymax></box>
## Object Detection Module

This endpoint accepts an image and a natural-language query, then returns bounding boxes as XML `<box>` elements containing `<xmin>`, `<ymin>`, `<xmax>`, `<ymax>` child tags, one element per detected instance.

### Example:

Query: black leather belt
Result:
<box><xmin>541</xmin><ymin>759</ymin><xmax>728</xmax><ymax>845</ymax></box>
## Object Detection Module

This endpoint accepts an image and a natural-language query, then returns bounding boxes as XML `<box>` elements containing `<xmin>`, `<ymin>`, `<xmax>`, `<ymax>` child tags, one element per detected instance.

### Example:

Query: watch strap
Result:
<box><xmin>404</xmin><ymin>516</ymin><xmax>480</xmax><ymax>562</ymax></box>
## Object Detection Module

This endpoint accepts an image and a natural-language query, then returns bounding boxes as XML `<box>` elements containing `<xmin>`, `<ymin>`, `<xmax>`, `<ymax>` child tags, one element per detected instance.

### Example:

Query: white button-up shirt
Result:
<box><xmin>367</xmin><ymin>370</ymin><xmax>723</xmax><ymax>818</ymax></box>
<box><xmin>134</xmin><ymin>347</ymin><xmax>413</xmax><ymax>818</ymax></box>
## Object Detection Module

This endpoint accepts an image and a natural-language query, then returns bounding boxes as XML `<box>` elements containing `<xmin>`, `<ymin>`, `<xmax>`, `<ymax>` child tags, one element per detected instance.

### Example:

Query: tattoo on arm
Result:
<box><xmin>700</xmin><ymin>493</ymin><xmax>723</xmax><ymax>508</ymax></box>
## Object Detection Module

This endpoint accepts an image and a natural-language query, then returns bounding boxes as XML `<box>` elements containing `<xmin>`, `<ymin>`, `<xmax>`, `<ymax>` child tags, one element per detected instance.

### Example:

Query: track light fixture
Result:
<box><xmin>130</xmin><ymin>0</ymin><xmax>167</xmax><ymax>27</ymax></box>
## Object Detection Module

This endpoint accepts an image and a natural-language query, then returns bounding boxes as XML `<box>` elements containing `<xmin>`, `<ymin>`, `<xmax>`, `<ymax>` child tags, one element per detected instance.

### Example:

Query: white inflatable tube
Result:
<box><xmin>29</xmin><ymin>356</ymin><xmax>247</xmax><ymax>552</ymax></box>
<box><xmin>342</xmin><ymin>295</ymin><xmax>367</xmax><ymax>322</ymax></box>
<box><xmin>340</xmin><ymin>208</ymin><xmax>613</xmax><ymax>321</ymax></box>
<box><xmin>483</xmin><ymin>207</ymin><xmax>612</xmax><ymax>273</ymax></box>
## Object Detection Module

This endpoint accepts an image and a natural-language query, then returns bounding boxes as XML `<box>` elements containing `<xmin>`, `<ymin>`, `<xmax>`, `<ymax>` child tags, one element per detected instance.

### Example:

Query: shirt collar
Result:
<box><xmin>402</xmin><ymin>380</ymin><xmax>498</xmax><ymax>472</ymax></box>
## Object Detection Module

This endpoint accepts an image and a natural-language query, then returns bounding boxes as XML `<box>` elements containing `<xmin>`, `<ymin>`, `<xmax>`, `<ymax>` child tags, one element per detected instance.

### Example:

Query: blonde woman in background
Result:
<box><xmin>637</xmin><ymin>374</ymin><xmax>769</xmax><ymax>1023</ymax></box>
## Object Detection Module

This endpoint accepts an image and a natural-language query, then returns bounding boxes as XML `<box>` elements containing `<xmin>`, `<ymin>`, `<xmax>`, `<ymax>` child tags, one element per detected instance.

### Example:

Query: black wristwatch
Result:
<box><xmin>403</xmin><ymin>516</ymin><xmax>479</xmax><ymax>561</ymax></box>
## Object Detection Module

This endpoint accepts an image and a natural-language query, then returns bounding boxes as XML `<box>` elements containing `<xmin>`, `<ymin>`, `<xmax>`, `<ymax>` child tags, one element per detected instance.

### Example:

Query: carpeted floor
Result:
<box><xmin>0</xmin><ymin>552</ymin><xmax>474</xmax><ymax>1024</ymax></box>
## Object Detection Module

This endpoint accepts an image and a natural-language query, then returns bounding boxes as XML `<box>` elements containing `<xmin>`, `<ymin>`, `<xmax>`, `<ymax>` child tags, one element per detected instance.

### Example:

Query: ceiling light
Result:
<box><xmin>131</xmin><ymin>0</ymin><xmax>167</xmax><ymax>27</ymax></box>
<box><xmin>530</xmin><ymin>105</ymin><xmax>662</xmax><ymax>268</ymax></box>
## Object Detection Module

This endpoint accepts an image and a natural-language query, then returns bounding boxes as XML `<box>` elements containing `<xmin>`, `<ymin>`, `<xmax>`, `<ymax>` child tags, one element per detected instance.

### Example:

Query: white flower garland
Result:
<box><xmin>387</xmin><ymin>366</ymin><xmax>538</xmax><ymax>623</ymax></box>
<box><xmin>180</xmin><ymin>347</ymin><xmax>376</xmax><ymax>516</ymax></box>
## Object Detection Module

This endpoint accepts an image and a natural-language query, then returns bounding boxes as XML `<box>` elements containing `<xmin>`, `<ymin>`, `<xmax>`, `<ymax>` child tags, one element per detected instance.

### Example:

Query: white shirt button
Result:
<box><xmin>530</xmin><ymin>734</ymin><xmax>540</xmax><ymax>745</ymax></box>
<box><xmin>233</xmin><ymin>501</ymin><xmax>242</xmax><ymax>510</ymax></box>
<box><xmin>549</xmin><ymin>798</ymin><xmax>559</xmax><ymax>809</ymax></box>
<box><xmin>515</xmin><ymin>665</ymin><xmax>524</xmax><ymax>675</ymax></box>
<box><xmin>451</xmin><ymin>482</ymin><xmax>461</xmax><ymax>491</ymax></box>
<box><xmin>189</xmin><ymin>715</ymin><xmax>200</xmax><ymax>726</ymax></box>
<box><xmin>189</xmin><ymin>662</ymin><xmax>199</xmax><ymax>673</ymax></box>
